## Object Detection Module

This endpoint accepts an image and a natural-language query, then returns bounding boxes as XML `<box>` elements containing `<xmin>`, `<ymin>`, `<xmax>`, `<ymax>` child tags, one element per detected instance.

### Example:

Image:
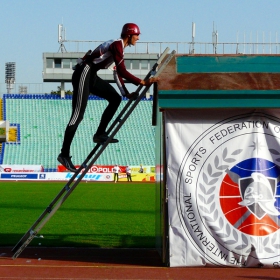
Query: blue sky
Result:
<box><xmin>0</xmin><ymin>0</ymin><xmax>280</xmax><ymax>95</ymax></box>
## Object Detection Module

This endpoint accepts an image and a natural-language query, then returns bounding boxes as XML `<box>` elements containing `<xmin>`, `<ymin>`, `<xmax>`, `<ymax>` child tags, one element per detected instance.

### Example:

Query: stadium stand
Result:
<box><xmin>1</xmin><ymin>94</ymin><xmax>155</xmax><ymax>171</ymax></box>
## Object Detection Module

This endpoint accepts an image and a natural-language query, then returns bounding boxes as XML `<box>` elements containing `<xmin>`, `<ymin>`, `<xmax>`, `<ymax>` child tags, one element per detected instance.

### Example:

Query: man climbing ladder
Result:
<box><xmin>58</xmin><ymin>23</ymin><xmax>159</xmax><ymax>173</ymax></box>
<box><xmin>12</xmin><ymin>46</ymin><xmax>176</xmax><ymax>260</ymax></box>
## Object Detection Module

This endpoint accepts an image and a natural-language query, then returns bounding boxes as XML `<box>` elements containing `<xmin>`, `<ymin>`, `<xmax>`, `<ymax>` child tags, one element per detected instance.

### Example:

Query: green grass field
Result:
<box><xmin>0</xmin><ymin>181</ymin><xmax>156</xmax><ymax>248</ymax></box>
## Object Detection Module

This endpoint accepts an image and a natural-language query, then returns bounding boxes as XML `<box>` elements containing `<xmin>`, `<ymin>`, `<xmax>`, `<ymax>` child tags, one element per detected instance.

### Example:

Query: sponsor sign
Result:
<box><xmin>166</xmin><ymin>109</ymin><xmax>280</xmax><ymax>267</ymax></box>
<box><xmin>63</xmin><ymin>173</ymin><xmax>111</xmax><ymax>181</ymax></box>
<box><xmin>0</xmin><ymin>165</ymin><xmax>44</xmax><ymax>173</ymax></box>
<box><xmin>57</xmin><ymin>164</ymin><xmax>126</xmax><ymax>173</ymax></box>
<box><xmin>1</xmin><ymin>173</ymin><xmax>39</xmax><ymax>179</ymax></box>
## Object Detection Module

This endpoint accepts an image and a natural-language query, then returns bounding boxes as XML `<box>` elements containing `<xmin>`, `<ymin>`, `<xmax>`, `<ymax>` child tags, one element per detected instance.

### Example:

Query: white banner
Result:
<box><xmin>166</xmin><ymin>109</ymin><xmax>280</xmax><ymax>268</ymax></box>
<box><xmin>0</xmin><ymin>164</ymin><xmax>44</xmax><ymax>172</ymax></box>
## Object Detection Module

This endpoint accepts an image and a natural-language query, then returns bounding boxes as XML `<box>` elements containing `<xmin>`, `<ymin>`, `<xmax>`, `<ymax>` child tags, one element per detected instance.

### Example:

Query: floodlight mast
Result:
<box><xmin>212</xmin><ymin>22</ymin><xmax>218</xmax><ymax>54</ymax></box>
<box><xmin>5</xmin><ymin>62</ymin><xmax>16</xmax><ymax>94</ymax></box>
<box><xmin>58</xmin><ymin>24</ymin><xmax>67</xmax><ymax>53</ymax></box>
<box><xmin>190</xmin><ymin>22</ymin><xmax>195</xmax><ymax>54</ymax></box>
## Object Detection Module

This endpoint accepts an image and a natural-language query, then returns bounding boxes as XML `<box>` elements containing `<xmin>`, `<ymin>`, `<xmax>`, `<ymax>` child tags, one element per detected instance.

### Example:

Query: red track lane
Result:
<box><xmin>0</xmin><ymin>247</ymin><xmax>279</xmax><ymax>280</ymax></box>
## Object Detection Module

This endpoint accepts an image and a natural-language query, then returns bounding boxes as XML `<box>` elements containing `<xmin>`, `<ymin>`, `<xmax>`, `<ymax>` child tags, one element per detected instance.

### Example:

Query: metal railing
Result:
<box><xmin>2</xmin><ymin>41</ymin><xmax>280</xmax><ymax>96</ymax></box>
<box><xmin>61</xmin><ymin>40</ymin><xmax>280</xmax><ymax>55</ymax></box>
<box><xmin>0</xmin><ymin>83</ymin><xmax>56</xmax><ymax>96</ymax></box>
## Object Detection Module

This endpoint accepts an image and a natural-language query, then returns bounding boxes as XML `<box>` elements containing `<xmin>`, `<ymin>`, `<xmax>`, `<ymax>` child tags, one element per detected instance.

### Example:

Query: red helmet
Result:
<box><xmin>121</xmin><ymin>23</ymin><xmax>141</xmax><ymax>36</ymax></box>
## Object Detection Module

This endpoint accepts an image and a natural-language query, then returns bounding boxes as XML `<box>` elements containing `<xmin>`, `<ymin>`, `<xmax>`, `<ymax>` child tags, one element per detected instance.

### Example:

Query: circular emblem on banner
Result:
<box><xmin>175</xmin><ymin>112</ymin><xmax>280</xmax><ymax>267</ymax></box>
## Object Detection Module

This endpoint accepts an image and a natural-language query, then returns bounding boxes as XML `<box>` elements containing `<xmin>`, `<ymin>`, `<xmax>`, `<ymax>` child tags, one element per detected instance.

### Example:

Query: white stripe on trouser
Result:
<box><xmin>69</xmin><ymin>64</ymin><xmax>90</xmax><ymax>126</ymax></box>
<box><xmin>113</xmin><ymin>70</ymin><xmax>125</xmax><ymax>97</ymax></box>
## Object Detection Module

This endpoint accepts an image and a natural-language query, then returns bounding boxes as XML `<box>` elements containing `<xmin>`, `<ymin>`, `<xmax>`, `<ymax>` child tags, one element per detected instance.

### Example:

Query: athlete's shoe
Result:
<box><xmin>57</xmin><ymin>153</ymin><xmax>77</xmax><ymax>172</ymax></box>
<box><xmin>93</xmin><ymin>132</ymin><xmax>119</xmax><ymax>143</ymax></box>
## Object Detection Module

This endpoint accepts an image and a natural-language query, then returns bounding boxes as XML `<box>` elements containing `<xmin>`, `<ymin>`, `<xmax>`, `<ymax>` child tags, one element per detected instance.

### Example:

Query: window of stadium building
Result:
<box><xmin>54</xmin><ymin>59</ymin><xmax>62</xmax><ymax>68</ymax></box>
<box><xmin>47</xmin><ymin>58</ymin><xmax>157</xmax><ymax>70</ymax></box>
<box><xmin>46</xmin><ymin>59</ymin><xmax>53</xmax><ymax>68</ymax></box>
<box><xmin>63</xmin><ymin>59</ymin><xmax>71</xmax><ymax>68</ymax></box>
<box><xmin>132</xmin><ymin>60</ymin><xmax>140</xmax><ymax>69</ymax></box>
<box><xmin>126</xmin><ymin>60</ymin><xmax>157</xmax><ymax>70</ymax></box>
<box><xmin>141</xmin><ymin>60</ymin><xmax>148</xmax><ymax>70</ymax></box>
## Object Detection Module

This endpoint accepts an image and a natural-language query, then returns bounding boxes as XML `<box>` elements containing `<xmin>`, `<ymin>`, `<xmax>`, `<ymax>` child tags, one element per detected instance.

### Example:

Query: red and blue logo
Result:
<box><xmin>220</xmin><ymin>158</ymin><xmax>280</xmax><ymax>236</ymax></box>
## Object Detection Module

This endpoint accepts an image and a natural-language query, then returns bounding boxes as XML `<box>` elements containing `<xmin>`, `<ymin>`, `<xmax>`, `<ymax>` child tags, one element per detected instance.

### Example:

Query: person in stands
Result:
<box><xmin>57</xmin><ymin>23</ymin><xmax>159</xmax><ymax>172</ymax></box>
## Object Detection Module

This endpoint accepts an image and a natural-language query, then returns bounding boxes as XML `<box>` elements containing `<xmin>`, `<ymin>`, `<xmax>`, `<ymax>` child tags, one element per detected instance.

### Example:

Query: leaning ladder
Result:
<box><xmin>12</xmin><ymin>47</ymin><xmax>176</xmax><ymax>259</ymax></box>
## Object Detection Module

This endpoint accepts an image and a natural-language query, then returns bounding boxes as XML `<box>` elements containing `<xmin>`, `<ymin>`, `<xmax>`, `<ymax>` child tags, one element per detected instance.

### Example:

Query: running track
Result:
<box><xmin>0</xmin><ymin>247</ymin><xmax>279</xmax><ymax>280</ymax></box>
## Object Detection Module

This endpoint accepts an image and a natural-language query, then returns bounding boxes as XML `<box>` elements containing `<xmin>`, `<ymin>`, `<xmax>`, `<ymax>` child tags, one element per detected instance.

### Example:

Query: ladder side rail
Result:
<box><xmin>30</xmin><ymin>83</ymin><xmax>155</xmax><ymax>234</ymax></box>
<box><xmin>12</xmin><ymin>49</ymin><xmax>174</xmax><ymax>259</ymax></box>
<box><xmin>11</xmin><ymin>81</ymin><xmax>146</xmax><ymax>255</ymax></box>
<box><xmin>11</xmin><ymin>91</ymin><xmax>141</xmax><ymax>258</ymax></box>
<box><xmin>12</xmin><ymin>85</ymin><xmax>152</xmax><ymax>259</ymax></box>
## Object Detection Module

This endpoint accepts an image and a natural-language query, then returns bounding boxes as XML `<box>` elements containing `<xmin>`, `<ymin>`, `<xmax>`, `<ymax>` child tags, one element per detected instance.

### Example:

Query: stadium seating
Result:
<box><xmin>1</xmin><ymin>94</ymin><xmax>155</xmax><ymax>171</ymax></box>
